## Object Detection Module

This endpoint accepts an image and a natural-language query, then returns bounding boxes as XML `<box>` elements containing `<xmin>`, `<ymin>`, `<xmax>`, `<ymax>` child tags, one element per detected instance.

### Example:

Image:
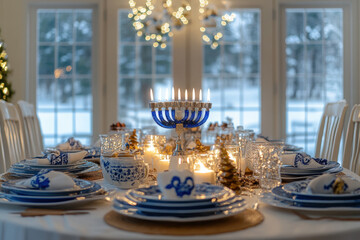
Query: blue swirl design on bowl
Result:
<box><xmin>294</xmin><ymin>153</ymin><xmax>327</xmax><ymax>167</ymax></box>
<box><xmin>102</xmin><ymin>159</ymin><xmax>147</xmax><ymax>184</ymax></box>
<box><xmin>165</xmin><ymin>176</ymin><xmax>195</xmax><ymax>197</ymax></box>
<box><xmin>30</xmin><ymin>169</ymin><xmax>52</xmax><ymax>189</ymax></box>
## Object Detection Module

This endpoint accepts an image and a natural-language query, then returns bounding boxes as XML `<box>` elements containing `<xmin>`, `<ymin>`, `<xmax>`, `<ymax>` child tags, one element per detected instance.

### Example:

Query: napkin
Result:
<box><xmin>281</xmin><ymin>152</ymin><xmax>328</xmax><ymax>168</ymax></box>
<box><xmin>30</xmin><ymin>150</ymin><xmax>87</xmax><ymax>165</ymax></box>
<box><xmin>157</xmin><ymin>170</ymin><xmax>195</xmax><ymax>200</ymax></box>
<box><xmin>306</xmin><ymin>174</ymin><xmax>360</xmax><ymax>194</ymax></box>
<box><xmin>15</xmin><ymin>169</ymin><xmax>76</xmax><ymax>190</ymax></box>
<box><xmin>56</xmin><ymin>137</ymin><xmax>83</xmax><ymax>150</ymax></box>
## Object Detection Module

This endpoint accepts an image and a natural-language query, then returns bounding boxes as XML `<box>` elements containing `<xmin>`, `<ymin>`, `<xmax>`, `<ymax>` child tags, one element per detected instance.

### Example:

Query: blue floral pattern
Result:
<box><xmin>67</xmin><ymin>137</ymin><xmax>83</xmax><ymax>149</ymax></box>
<box><xmin>165</xmin><ymin>176</ymin><xmax>195</xmax><ymax>197</ymax></box>
<box><xmin>102</xmin><ymin>159</ymin><xmax>147</xmax><ymax>183</ymax></box>
<box><xmin>30</xmin><ymin>169</ymin><xmax>52</xmax><ymax>189</ymax></box>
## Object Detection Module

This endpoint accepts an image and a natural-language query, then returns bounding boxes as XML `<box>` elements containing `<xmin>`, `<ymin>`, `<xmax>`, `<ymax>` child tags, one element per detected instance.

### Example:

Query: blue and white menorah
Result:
<box><xmin>149</xmin><ymin>88</ymin><xmax>212</xmax><ymax>156</ymax></box>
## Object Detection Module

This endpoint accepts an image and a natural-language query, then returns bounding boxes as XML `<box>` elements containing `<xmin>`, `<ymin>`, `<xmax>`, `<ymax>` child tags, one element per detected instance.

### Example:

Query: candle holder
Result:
<box><xmin>149</xmin><ymin>96</ymin><xmax>212</xmax><ymax>157</ymax></box>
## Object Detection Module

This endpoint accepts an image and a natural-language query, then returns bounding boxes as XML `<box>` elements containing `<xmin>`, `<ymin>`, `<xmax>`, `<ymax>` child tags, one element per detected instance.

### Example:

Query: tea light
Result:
<box><xmin>143</xmin><ymin>142</ymin><xmax>156</xmax><ymax>167</ymax></box>
<box><xmin>155</xmin><ymin>158</ymin><xmax>170</xmax><ymax>172</ymax></box>
<box><xmin>194</xmin><ymin>162</ymin><xmax>215</xmax><ymax>184</ymax></box>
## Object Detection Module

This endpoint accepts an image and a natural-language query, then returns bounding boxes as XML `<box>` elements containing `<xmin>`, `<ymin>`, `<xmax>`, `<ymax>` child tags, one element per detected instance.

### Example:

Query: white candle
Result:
<box><xmin>158</xmin><ymin>88</ymin><xmax>162</xmax><ymax>101</ymax></box>
<box><xmin>185</xmin><ymin>89</ymin><xmax>188</xmax><ymax>101</ymax></box>
<box><xmin>178</xmin><ymin>88</ymin><xmax>181</xmax><ymax>101</ymax></box>
<box><xmin>143</xmin><ymin>142</ymin><xmax>156</xmax><ymax>167</ymax></box>
<box><xmin>199</xmin><ymin>89</ymin><xmax>202</xmax><ymax>101</ymax></box>
<box><xmin>165</xmin><ymin>88</ymin><xmax>169</xmax><ymax>101</ymax></box>
<box><xmin>150</xmin><ymin>88</ymin><xmax>154</xmax><ymax>101</ymax></box>
<box><xmin>156</xmin><ymin>159</ymin><xmax>169</xmax><ymax>172</ymax></box>
<box><xmin>172</xmin><ymin>87</ymin><xmax>175</xmax><ymax>100</ymax></box>
<box><xmin>192</xmin><ymin>88</ymin><xmax>195</xmax><ymax>101</ymax></box>
<box><xmin>194</xmin><ymin>162</ymin><xmax>215</xmax><ymax>184</ymax></box>
<box><xmin>207</xmin><ymin>89</ymin><xmax>210</xmax><ymax>102</ymax></box>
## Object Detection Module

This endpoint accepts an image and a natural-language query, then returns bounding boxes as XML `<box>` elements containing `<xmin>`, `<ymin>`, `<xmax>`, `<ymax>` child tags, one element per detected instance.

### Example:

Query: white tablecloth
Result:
<box><xmin>1</xmin><ymin>170</ymin><xmax>360</xmax><ymax>240</ymax></box>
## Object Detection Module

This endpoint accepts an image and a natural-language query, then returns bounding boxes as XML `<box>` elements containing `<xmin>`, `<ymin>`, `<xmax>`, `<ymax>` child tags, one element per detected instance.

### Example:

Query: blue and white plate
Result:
<box><xmin>112</xmin><ymin>203</ymin><xmax>246</xmax><ymax>222</ymax></box>
<box><xmin>1</xmin><ymin>178</ymin><xmax>95</xmax><ymax>196</ymax></box>
<box><xmin>271</xmin><ymin>186</ymin><xmax>360</xmax><ymax>206</ymax></box>
<box><xmin>21</xmin><ymin>159</ymin><xmax>87</xmax><ymax>168</ymax></box>
<box><xmin>130</xmin><ymin>184</ymin><xmax>231</xmax><ymax>203</ymax></box>
<box><xmin>281</xmin><ymin>161</ymin><xmax>340</xmax><ymax>174</ymax></box>
<box><xmin>261</xmin><ymin>193</ymin><xmax>360</xmax><ymax>212</ymax></box>
<box><xmin>283</xmin><ymin>180</ymin><xmax>360</xmax><ymax>200</ymax></box>
<box><xmin>126</xmin><ymin>190</ymin><xmax>236</xmax><ymax>208</ymax></box>
<box><xmin>0</xmin><ymin>183</ymin><xmax>103</xmax><ymax>202</ymax></box>
<box><xmin>114</xmin><ymin>196</ymin><xmax>245</xmax><ymax>214</ymax></box>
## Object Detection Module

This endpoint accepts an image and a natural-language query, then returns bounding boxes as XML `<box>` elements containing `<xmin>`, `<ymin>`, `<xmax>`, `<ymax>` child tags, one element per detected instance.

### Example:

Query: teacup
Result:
<box><xmin>100</xmin><ymin>154</ymin><xmax>149</xmax><ymax>189</ymax></box>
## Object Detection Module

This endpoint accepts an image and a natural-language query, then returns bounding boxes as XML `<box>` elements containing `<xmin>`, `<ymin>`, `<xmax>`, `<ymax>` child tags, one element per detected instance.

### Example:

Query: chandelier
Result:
<box><xmin>128</xmin><ymin>0</ymin><xmax>235</xmax><ymax>49</ymax></box>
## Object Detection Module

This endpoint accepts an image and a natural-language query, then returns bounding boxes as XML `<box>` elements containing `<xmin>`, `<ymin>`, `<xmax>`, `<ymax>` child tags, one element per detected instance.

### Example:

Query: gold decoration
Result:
<box><xmin>333</xmin><ymin>177</ymin><xmax>345</xmax><ymax>194</ymax></box>
<box><xmin>128</xmin><ymin>129</ymin><xmax>139</xmax><ymax>152</ymax></box>
<box><xmin>218</xmin><ymin>142</ymin><xmax>241</xmax><ymax>194</ymax></box>
<box><xmin>195</xmin><ymin>139</ymin><xmax>210</xmax><ymax>153</ymax></box>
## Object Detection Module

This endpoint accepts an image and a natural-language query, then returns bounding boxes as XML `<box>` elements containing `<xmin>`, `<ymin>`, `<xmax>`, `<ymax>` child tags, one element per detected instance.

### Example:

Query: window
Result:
<box><xmin>285</xmin><ymin>8</ymin><xmax>343</xmax><ymax>155</ymax></box>
<box><xmin>36</xmin><ymin>9</ymin><xmax>93</xmax><ymax>146</ymax></box>
<box><xmin>117</xmin><ymin>10</ymin><xmax>173</xmax><ymax>128</ymax></box>
<box><xmin>203</xmin><ymin>9</ymin><xmax>261</xmax><ymax>132</ymax></box>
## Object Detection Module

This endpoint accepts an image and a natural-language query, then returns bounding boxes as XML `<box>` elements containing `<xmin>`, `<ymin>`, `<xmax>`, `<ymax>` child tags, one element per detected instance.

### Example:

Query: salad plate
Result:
<box><xmin>112</xmin><ymin>203</ymin><xmax>246</xmax><ymax>222</ymax></box>
<box><xmin>1</xmin><ymin>178</ymin><xmax>95</xmax><ymax>196</ymax></box>
<box><xmin>130</xmin><ymin>184</ymin><xmax>232</xmax><ymax>203</ymax></box>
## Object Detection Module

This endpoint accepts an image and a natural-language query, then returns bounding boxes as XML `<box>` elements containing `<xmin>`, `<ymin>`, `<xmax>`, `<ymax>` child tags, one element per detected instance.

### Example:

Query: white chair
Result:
<box><xmin>16</xmin><ymin>100</ymin><xmax>43</xmax><ymax>158</ymax></box>
<box><xmin>0</xmin><ymin>129</ymin><xmax>8</xmax><ymax>173</ymax></box>
<box><xmin>315</xmin><ymin>100</ymin><xmax>348</xmax><ymax>162</ymax></box>
<box><xmin>342</xmin><ymin>104</ymin><xmax>360</xmax><ymax>174</ymax></box>
<box><xmin>0</xmin><ymin>100</ymin><xmax>26</xmax><ymax>170</ymax></box>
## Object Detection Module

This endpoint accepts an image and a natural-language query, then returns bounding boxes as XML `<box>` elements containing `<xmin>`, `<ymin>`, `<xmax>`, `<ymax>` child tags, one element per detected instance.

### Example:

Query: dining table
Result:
<box><xmin>0</xmin><ymin>169</ymin><xmax>360</xmax><ymax>240</ymax></box>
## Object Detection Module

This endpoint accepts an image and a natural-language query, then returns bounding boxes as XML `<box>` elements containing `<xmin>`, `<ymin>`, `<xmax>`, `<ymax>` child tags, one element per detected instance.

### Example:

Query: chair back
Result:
<box><xmin>0</xmin><ymin>129</ymin><xmax>7</xmax><ymax>173</ymax></box>
<box><xmin>315</xmin><ymin>100</ymin><xmax>348</xmax><ymax>162</ymax></box>
<box><xmin>0</xmin><ymin>100</ymin><xmax>26</xmax><ymax>169</ymax></box>
<box><xmin>342</xmin><ymin>104</ymin><xmax>360</xmax><ymax>173</ymax></box>
<box><xmin>16</xmin><ymin>100</ymin><xmax>43</xmax><ymax>158</ymax></box>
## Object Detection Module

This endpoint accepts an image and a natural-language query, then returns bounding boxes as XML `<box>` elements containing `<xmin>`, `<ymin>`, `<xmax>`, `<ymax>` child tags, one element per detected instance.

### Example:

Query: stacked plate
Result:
<box><xmin>281</xmin><ymin>161</ymin><xmax>342</xmax><ymax>181</ymax></box>
<box><xmin>113</xmin><ymin>184</ymin><xmax>247</xmax><ymax>222</ymax></box>
<box><xmin>0</xmin><ymin>178</ymin><xmax>108</xmax><ymax>207</ymax></box>
<box><xmin>7</xmin><ymin>159</ymin><xmax>100</xmax><ymax>178</ymax></box>
<box><xmin>262</xmin><ymin>179</ymin><xmax>360</xmax><ymax>212</ymax></box>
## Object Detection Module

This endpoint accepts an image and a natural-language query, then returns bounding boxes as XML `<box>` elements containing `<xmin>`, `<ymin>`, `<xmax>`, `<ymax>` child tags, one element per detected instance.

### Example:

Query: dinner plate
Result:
<box><xmin>112</xmin><ymin>203</ymin><xmax>247</xmax><ymax>222</ymax></box>
<box><xmin>0</xmin><ymin>191</ymin><xmax>108</xmax><ymax>207</ymax></box>
<box><xmin>271</xmin><ymin>186</ymin><xmax>360</xmax><ymax>205</ymax></box>
<box><xmin>130</xmin><ymin>184</ymin><xmax>232</xmax><ymax>203</ymax></box>
<box><xmin>0</xmin><ymin>183</ymin><xmax>103</xmax><ymax>202</ymax></box>
<box><xmin>114</xmin><ymin>196</ymin><xmax>245</xmax><ymax>214</ymax></box>
<box><xmin>283</xmin><ymin>144</ymin><xmax>302</xmax><ymax>152</ymax></box>
<box><xmin>21</xmin><ymin>159</ymin><xmax>87</xmax><ymax>168</ymax></box>
<box><xmin>283</xmin><ymin>180</ymin><xmax>360</xmax><ymax>199</ymax></box>
<box><xmin>126</xmin><ymin>190</ymin><xmax>236</xmax><ymax>207</ymax></box>
<box><xmin>281</xmin><ymin>161</ymin><xmax>340</xmax><ymax>174</ymax></box>
<box><xmin>261</xmin><ymin>193</ymin><xmax>360</xmax><ymax>212</ymax></box>
<box><xmin>1</xmin><ymin>178</ymin><xmax>95</xmax><ymax>196</ymax></box>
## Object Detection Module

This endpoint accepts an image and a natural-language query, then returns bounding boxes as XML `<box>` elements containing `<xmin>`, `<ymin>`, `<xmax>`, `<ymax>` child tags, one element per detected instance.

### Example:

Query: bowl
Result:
<box><xmin>100</xmin><ymin>155</ymin><xmax>149</xmax><ymax>189</ymax></box>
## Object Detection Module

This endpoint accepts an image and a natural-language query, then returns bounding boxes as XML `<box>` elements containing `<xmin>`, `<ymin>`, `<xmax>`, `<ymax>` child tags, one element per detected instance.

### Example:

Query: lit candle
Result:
<box><xmin>143</xmin><ymin>141</ymin><xmax>156</xmax><ymax>167</ymax></box>
<box><xmin>155</xmin><ymin>155</ymin><xmax>170</xmax><ymax>172</ymax></box>
<box><xmin>178</xmin><ymin>88</ymin><xmax>181</xmax><ymax>101</ymax></box>
<box><xmin>185</xmin><ymin>89</ymin><xmax>188</xmax><ymax>101</ymax></box>
<box><xmin>150</xmin><ymin>88</ymin><xmax>154</xmax><ymax>101</ymax></box>
<box><xmin>192</xmin><ymin>88</ymin><xmax>195</xmax><ymax>101</ymax></box>
<box><xmin>172</xmin><ymin>87</ymin><xmax>175</xmax><ymax>101</ymax></box>
<box><xmin>194</xmin><ymin>162</ymin><xmax>215</xmax><ymax>184</ymax></box>
<box><xmin>165</xmin><ymin>88</ymin><xmax>169</xmax><ymax>101</ymax></box>
<box><xmin>207</xmin><ymin>89</ymin><xmax>210</xmax><ymax>102</ymax></box>
<box><xmin>159</xmin><ymin>88</ymin><xmax>162</xmax><ymax>101</ymax></box>
<box><xmin>199</xmin><ymin>89</ymin><xmax>202</xmax><ymax>101</ymax></box>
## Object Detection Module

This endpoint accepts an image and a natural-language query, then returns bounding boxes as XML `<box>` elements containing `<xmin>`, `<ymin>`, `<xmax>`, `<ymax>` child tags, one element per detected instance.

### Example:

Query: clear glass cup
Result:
<box><xmin>100</xmin><ymin>133</ymin><xmax>128</xmax><ymax>157</ymax></box>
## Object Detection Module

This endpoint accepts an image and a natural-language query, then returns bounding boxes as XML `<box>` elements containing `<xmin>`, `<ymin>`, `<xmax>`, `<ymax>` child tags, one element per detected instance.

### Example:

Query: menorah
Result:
<box><xmin>149</xmin><ymin>88</ymin><xmax>212</xmax><ymax>156</ymax></box>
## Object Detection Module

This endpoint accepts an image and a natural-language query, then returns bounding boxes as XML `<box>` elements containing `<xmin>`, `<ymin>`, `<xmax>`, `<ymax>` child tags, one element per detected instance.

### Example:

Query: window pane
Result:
<box><xmin>117</xmin><ymin>10</ymin><xmax>173</xmax><ymax>128</ymax></box>
<box><xmin>285</xmin><ymin>8</ymin><xmax>343</xmax><ymax>155</ymax></box>
<box><xmin>202</xmin><ymin>9</ymin><xmax>261</xmax><ymax>131</ymax></box>
<box><xmin>36</xmin><ymin>9</ymin><xmax>93</xmax><ymax>146</ymax></box>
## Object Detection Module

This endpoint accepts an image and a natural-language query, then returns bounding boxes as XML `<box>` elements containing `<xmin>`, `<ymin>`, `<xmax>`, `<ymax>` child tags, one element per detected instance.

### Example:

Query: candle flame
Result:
<box><xmin>185</xmin><ymin>89</ymin><xmax>188</xmax><ymax>101</ymax></box>
<box><xmin>192</xmin><ymin>88</ymin><xmax>195</xmax><ymax>101</ymax></box>
<box><xmin>178</xmin><ymin>88</ymin><xmax>181</xmax><ymax>101</ymax></box>
<box><xmin>150</xmin><ymin>88</ymin><xmax>154</xmax><ymax>101</ymax></box>
<box><xmin>159</xmin><ymin>88</ymin><xmax>162</xmax><ymax>101</ymax></box>
<box><xmin>165</xmin><ymin>88</ymin><xmax>169</xmax><ymax>101</ymax></box>
<box><xmin>207</xmin><ymin>89</ymin><xmax>210</xmax><ymax>102</ymax></box>
<box><xmin>172</xmin><ymin>87</ymin><xmax>175</xmax><ymax>100</ymax></box>
<box><xmin>197</xmin><ymin>161</ymin><xmax>212</xmax><ymax>172</ymax></box>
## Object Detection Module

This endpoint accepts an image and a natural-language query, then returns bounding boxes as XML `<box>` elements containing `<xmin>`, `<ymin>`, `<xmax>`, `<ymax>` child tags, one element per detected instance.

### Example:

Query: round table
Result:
<box><xmin>1</xmin><ymin>170</ymin><xmax>360</xmax><ymax>240</ymax></box>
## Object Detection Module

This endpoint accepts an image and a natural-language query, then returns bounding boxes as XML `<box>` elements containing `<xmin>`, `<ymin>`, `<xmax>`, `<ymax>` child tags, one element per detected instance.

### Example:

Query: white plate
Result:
<box><xmin>114</xmin><ymin>196</ymin><xmax>245</xmax><ymax>214</ymax></box>
<box><xmin>261</xmin><ymin>193</ymin><xmax>360</xmax><ymax>212</ymax></box>
<box><xmin>281</xmin><ymin>161</ymin><xmax>340</xmax><ymax>174</ymax></box>
<box><xmin>112</xmin><ymin>204</ymin><xmax>247</xmax><ymax>222</ymax></box>
<box><xmin>130</xmin><ymin>184</ymin><xmax>232</xmax><ymax>202</ymax></box>
<box><xmin>21</xmin><ymin>159</ymin><xmax>87</xmax><ymax>168</ymax></box>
